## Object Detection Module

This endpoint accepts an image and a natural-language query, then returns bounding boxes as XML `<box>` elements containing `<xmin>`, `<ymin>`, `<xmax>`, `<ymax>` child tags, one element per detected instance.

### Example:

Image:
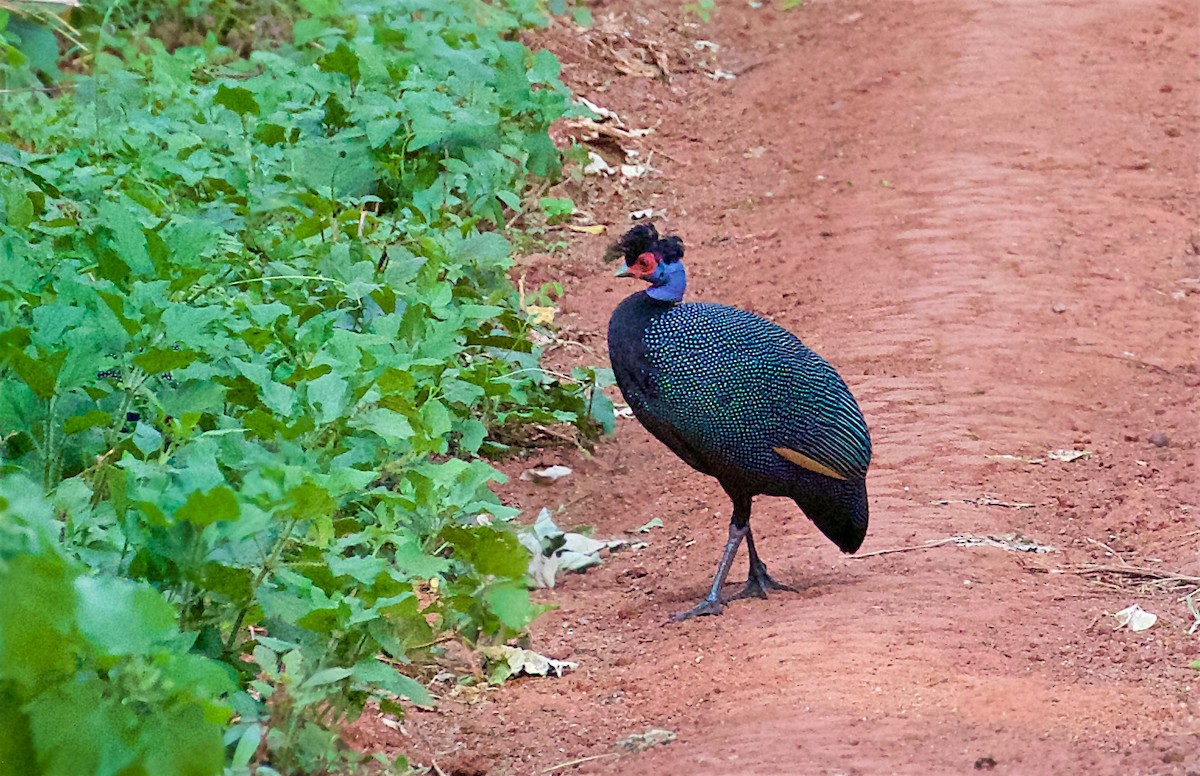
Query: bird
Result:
<box><xmin>605</xmin><ymin>223</ymin><xmax>872</xmax><ymax>621</ymax></box>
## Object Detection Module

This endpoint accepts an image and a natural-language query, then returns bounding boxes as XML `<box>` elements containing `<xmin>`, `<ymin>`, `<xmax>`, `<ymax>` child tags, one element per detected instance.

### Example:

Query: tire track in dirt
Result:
<box><xmin>352</xmin><ymin>1</ymin><xmax>1198</xmax><ymax>773</ymax></box>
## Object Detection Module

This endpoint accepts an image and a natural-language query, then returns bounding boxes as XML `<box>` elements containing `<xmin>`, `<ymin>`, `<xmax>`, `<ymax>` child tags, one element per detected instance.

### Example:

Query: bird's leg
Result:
<box><xmin>724</xmin><ymin>526</ymin><xmax>800</xmax><ymax>602</ymax></box>
<box><xmin>669</xmin><ymin>520</ymin><xmax>747</xmax><ymax>622</ymax></box>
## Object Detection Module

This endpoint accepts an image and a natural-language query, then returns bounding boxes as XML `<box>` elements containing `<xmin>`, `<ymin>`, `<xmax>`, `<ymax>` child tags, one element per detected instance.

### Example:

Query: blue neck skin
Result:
<box><xmin>646</xmin><ymin>260</ymin><xmax>687</xmax><ymax>302</ymax></box>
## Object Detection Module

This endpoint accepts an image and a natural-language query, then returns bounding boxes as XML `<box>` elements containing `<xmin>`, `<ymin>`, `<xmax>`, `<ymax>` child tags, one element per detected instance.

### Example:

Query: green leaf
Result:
<box><xmin>74</xmin><ymin>576</ymin><xmax>179</xmax><ymax>655</ymax></box>
<box><xmin>129</xmin><ymin>704</ymin><xmax>228</xmax><ymax>775</ymax></box>
<box><xmin>0</xmin><ymin>553</ymin><xmax>78</xmax><ymax>692</ymax></box>
<box><xmin>307</xmin><ymin>372</ymin><xmax>349</xmax><ymax>424</ymax></box>
<box><xmin>63</xmin><ymin>409</ymin><xmax>112</xmax><ymax>435</ymax></box>
<box><xmin>351</xmin><ymin>659</ymin><xmax>433</xmax><ymax>706</ymax></box>
<box><xmin>296</xmin><ymin>137</ymin><xmax>378</xmax><ymax>198</ymax></box>
<box><xmin>529</xmin><ymin>50</ymin><xmax>561</xmax><ymax>84</ymax></box>
<box><xmin>353</xmin><ymin>408</ymin><xmax>413</xmax><ymax>443</ymax></box>
<box><xmin>441</xmin><ymin>525</ymin><xmax>529</xmax><ymax>579</ymax></box>
<box><xmin>327</xmin><ymin>554</ymin><xmax>385</xmax><ymax>585</ymax></box>
<box><xmin>392</xmin><ymin>540</ymin><xmax>451</xmax><ymax>579</ymax></box>
<box><xmin>7</xmin><ymin>350</ymin><xmax>60</xmax><ymax>398</ymax></box>
<box><xmin>214</xmin><ymin>84</ymin><xmax>260</xmax><ymax>118</ymax></box>
<box><xmin>0</xmin><ymin>689</ymin><xmax>37</xmax><ymax>774</ymax></box>
<box><xmin>284</xmin><ymin>481</ymin><xmax>336</xmax><ymax>523</ymax></box>
<box><xmin>24</xmin><ymin>678</ymin><xmax>121</xmax><ymax>775</ymax></box>
<box><xmin>7</xmin><ymin>17</ymin><xmax>60</xmax><ymax>79</ymax></box>
<box><xmin>132</xmin><ymin>347</ymin><xmax>202</xmax><ymax>374</ymax></box>
<box><xmin>131</xmin><ymin>422</ymin><xmax>163</xmax><ymax>455</ymax></box>
<box><xmin>420</xmin><ymin>399</ymin><xmax>452</xmax><ymax>439</ymax></box>
<box><xmin>318</xmin><ymin>43</ymin><xmax>360</xmax><ymax>82</ymax></box>
<box><xmin>301</xmin><ymin>666</ymin><xmax>353</xmax><ymax>688</ymax></box>
<box><xmin>230</xmin><ymin>724</ymin><xmax>262</xmax><ymax>767</ymax></box>
<box><xmin>484</xmin><ymin>582</ymin><xmax>535</xmax><ymax>631</ymax></box>
<box><xmin>177</xmin><ymin>486</ymin><xmax>240</xmax><ymax>528</ymax></box>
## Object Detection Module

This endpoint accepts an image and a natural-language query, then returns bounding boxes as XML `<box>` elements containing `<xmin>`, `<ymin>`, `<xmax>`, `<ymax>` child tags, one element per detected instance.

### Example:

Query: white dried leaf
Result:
<box><xmin>617</xmin><ymin>728</ymin><xmax>676</xmax><ymax>752</ymax></box>
<box><xmin>620</xmin><ymin>162</ymin><xmax>653</xmax><ymax>178</ymax></box>
<box><xmin>576</xmin><ymin>96</ymin><xmax>622</xmax><ymax>123</ymax></box>
<box><xmin>519</xmin><ymin>508</ymin><xmax>626</xmax><ymax>588</ymax></box>
<box><xmin>1047</xmin><ymin>449</ymin><xmax>1092</xmax><ymax>462</ymax></box>
<box><xmin>481</xmin><ymin>646</ymin><xmax>576</xmax><ymax>678</ymax></box>
<box><xmin>520</xmin><ymin>465</ymin><xmax>572</xmax><ymax>484</ymax></box>
<box><xmin>634</xmin><ymin>517</ymin><xmax>664</xmax><ymax>533</ymax></box>
<box><xmin>583</xmin><ymin>151</ymin><xmax>616</xmax><ymax>176</ymax></box>
<box><xmin>1114</xmin><ymin>604</ymin><xmax>1157</xmax><ymax>632</ymax></box>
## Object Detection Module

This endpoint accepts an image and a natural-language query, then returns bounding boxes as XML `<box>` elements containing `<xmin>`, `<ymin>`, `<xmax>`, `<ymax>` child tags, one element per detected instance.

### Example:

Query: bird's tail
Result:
<box><xmin>795</xmin><ymin>480</ymin><xmax>869</xmax><ymax>554</ymax></box>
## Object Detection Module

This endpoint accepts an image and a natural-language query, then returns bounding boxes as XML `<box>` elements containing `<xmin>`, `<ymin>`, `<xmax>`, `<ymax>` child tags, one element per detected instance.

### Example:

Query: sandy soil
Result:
<box><xmin>348</xmin><ymin>0</ymin><xmax>1200</xmax><ymax>773</ymax></box>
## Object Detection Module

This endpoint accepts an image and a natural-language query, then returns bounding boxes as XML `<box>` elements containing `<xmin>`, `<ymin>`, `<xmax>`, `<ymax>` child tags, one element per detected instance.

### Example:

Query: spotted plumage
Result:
<box><xmin>605</xmin><ymin>223</ymin><xmax>872</xmax><ymax>620</ymax></box>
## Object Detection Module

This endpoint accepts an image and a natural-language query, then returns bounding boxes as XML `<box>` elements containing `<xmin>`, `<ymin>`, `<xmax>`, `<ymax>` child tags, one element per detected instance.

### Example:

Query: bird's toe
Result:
<box><xmin>669</xmin><ymin>597</ymin><xmax>724</xmax><ymax>622</ymax></box>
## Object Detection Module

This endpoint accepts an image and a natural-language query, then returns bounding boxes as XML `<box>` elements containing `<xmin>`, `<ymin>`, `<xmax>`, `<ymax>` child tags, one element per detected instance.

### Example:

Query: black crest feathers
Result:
<box><xmin>603</xmin><ymin>223</ymin><xmax>685</xmax><ymax>266</ymax></box>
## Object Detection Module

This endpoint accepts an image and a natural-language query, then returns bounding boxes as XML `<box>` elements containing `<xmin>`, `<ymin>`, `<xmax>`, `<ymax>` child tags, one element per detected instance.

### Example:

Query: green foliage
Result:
<box><xmin>682</xmin><ymin>0</ymin><xmax>717</xmax><ymax>22</ymax></box>
<box><xmin>0</xmin><ymin>0</ymin><xmax>607</xmax><ymax>772</ymax></box>
<box><xmin>0</xmin><ymin>478</ymin><xmax>232</xmax><ymax>774</ymax></box>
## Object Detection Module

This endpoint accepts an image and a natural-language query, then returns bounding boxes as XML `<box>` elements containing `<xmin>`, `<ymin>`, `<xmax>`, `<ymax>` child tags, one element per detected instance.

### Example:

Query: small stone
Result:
<box><xmin>975</xmin><ymin>756</ymin><xmax>998</xmax><ymax>770</ymax></box>
<box><xmin>1149</xmin><ymin>433</ymin><xmax>1170</xmax><ymax>448</ymax></box>
<box><xmin>1052</xmin><ymin>303</ymin><xmax>1067</xmax><ymax>314</ymax></box>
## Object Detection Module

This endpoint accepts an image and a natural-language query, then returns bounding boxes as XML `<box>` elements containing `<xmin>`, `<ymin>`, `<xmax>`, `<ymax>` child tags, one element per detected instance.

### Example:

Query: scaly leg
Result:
<box><xmin>723</xmin><ymin>526</ymin><xmax>800</xmax><ymax>602</ymax></box>
<box><xmin>669</xmin><ymin>520</ymin><xmax>747</xmax><ymax>621</ymax></box>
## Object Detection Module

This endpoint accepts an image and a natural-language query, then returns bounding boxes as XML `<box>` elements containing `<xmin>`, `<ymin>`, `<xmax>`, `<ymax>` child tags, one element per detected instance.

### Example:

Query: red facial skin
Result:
<box><xmin>624</xmin><ymin>251</ymin><xmax>659</xmax><ymax>279</ymax></box>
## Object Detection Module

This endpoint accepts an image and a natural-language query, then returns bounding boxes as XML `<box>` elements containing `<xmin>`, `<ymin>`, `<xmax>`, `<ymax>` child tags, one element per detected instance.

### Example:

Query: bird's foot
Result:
<box><xmin>725</xmin><ymin>565</ymin><xmax>799</xmax><ymax>602</ymax></box>
<box><xmin>669</xmin><ymin>596</ymin><xmax>724</xmax><ymax>622</ymax></box>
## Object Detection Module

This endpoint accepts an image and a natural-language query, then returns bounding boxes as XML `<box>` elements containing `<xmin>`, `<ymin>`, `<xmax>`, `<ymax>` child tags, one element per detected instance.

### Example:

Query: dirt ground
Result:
<box><xmin>348</xmin><ymin>0</ymin><xmax>1200</xmax><ymax>773</ymax></box>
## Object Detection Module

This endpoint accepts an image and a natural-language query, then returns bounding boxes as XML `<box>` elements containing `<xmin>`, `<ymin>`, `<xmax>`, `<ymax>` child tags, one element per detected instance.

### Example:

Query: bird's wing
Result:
<box><xmin>648</xmin><ymin>303</ymin><xmax>871</xmax><ymax>481</ymax></box>
<box><xmin>770</xmin><ymin>362</ymin><xmax>872</xmax><ymax>481</ymax></box>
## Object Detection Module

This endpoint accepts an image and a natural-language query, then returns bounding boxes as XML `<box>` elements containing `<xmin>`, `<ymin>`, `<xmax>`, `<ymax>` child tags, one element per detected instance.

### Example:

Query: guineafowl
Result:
<box><xmin>605</xmin><ymin>223</ymin><xmax>871</xmax><ymax>621</ymax></box>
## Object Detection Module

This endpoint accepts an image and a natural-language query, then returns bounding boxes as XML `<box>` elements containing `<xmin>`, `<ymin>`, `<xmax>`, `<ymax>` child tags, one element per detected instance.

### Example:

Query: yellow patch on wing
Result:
<box><xmin>773</xmin><ymin>446</ymin><xmax>847</xmax><ymax>481</ymax></box>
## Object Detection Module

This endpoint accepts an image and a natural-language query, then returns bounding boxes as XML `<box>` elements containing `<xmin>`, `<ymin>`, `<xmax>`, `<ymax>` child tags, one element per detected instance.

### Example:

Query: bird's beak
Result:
<box><xmin>615</xmin><ymin>265</ymin><xmax>634</xmax><ymax>278</ymax></box>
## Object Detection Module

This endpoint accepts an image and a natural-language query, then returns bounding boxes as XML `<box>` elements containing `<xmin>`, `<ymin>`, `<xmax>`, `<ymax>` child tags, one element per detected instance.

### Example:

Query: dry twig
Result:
<box><xmin>930</xmin><ymin>497</ymin><xmax>1037</xmax><ymax>509</ymax></box>
<box><xmin>850</xmin><ymin>538</ymin><xmax>959</xmax><ymax>559</ymax></box>
<box><xmin>541</xmin><ymin>753</ymin><xmax>620</xmax><ymax>773</ymax></box>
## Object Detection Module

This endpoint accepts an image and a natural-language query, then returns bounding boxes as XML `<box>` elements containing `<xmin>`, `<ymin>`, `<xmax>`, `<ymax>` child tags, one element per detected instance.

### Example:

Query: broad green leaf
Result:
<box><xmin>24</xmin><ymin>678</ymin><xmax>123</xmax><ymax>776</ymax></box>
<box><xmin>351</xmin><ymin>659</ymin><xmax>433</xmax><ymax>706</ymax></box>
<box><xmin>132</xmin><ymin>347</ymin><xmax>202</xmax><ymax>374</ymax></box>
<box><xmin>484</xmin><ymin>582</ymin><xmax>535</xmax><ymax>631</ymax></box>
<box><xmin>420</xmin><ymin>399</ymin><xmax>452</xmax><ymax>439</ymax></box>
<box><xmin>441</xmin><ymin>525</ymin><xmax>529</xmax><ymax>579</ymax></box>
<box><xmin>0</xmin><ymin>553</ymin><xmax>77</xmax><ymax>691</ymax></box>
<box><xmin>62</xmin><ymin>409</ymin><xmax>112</xmax><ymax>435</ymax></box>
<box><xmin>392</xmin><ymin>540</ymin><xmax>451</xmax><ymax>579</ymax></box>
<box><xmin>214</xmin><ymin>84</ymin><xmax>260</xmax><ymax>117</ymax></box>
<box><xmin>307</xmin><ymin>372</ymin><xmax>349</xmax><ymax>424</ymax></box>
<box><xmin>7</xmin><ymin>350</ymin><xmax>60</xmax><ymax>398</ymax></box>
<box><xmin>318</xmin><ymin>43</ymin><xmax>360</xmax><ymax>82</ymax></box>
<box><xmin>138</xmin><ymin>704</ymin><xmax>226</xmax><ymax>776</ymax></box>
<box><xmin>131</xmin><ymin>422</ymin><xmax>163</xmax><ymax>455</ymax></box>
<box><xmin>301</xmin><ymin>666</ymin><xmax>353</xmax><ymax>688</ymax></box>
<box><xmin>327</xmin><ymin>554</ymin><xmax>385</xmax><ymax>585</ymax></box>
<box><xmin>353</xmin><ymin>408</ymin><xmax>413</xmax><ymax>443</ymax></box>
<box><xmin>74</xmin><ymin>575</ymin><xmax>178</xmax><ymax>655</ymax></box>
<box><xmin>177</xmin><ymin>486</ymin><xmax>240</xmax><ymax>528</ymax></box>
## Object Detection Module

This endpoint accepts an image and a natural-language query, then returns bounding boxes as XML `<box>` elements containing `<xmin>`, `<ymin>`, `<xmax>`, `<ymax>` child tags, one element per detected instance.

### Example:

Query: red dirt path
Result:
<box><xmin>350</xmin><ymin>0</ymin><xmax>1200</xmax><ymax>773</ymax></box>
